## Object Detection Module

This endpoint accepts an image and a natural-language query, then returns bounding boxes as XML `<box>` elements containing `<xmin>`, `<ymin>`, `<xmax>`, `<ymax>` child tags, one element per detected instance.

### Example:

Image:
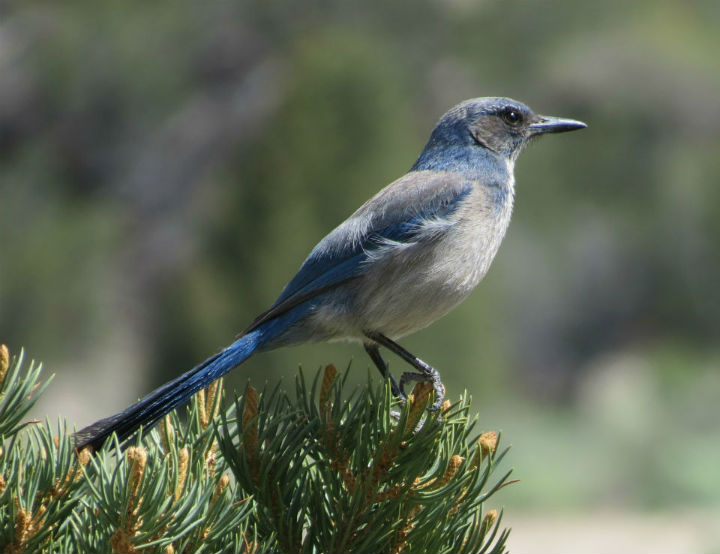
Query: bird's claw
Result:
<box><xmin>399</xmin><ymin>369</ymin><xmax>445</xmax><ymax>412</ymax></box>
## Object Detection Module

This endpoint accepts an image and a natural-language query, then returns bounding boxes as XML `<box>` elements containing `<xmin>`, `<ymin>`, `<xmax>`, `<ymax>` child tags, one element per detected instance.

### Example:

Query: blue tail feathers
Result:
<box><xmin>74</xmin><ymin>329</ymin><xmax>264</xmax><ymax>451</ymax></box>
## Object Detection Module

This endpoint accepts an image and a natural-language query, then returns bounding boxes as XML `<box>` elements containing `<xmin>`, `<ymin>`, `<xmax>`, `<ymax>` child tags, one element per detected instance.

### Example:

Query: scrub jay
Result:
<box><xmin>74</xmin><ymin>97</ymin><xmax>585</xmax><ymax>451</ymax></box>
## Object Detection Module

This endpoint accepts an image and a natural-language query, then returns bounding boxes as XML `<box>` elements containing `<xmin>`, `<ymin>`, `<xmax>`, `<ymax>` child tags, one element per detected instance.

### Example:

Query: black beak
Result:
<box><xmin>529</xmin><ymin>115</ymin><xmax>587</xmax><ymax>135</ymax></box>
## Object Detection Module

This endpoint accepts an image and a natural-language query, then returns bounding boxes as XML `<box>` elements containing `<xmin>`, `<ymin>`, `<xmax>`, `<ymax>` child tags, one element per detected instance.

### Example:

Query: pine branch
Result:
<box><xmin>0</xmin><ymin>345</ymin><xmax>512</xmax><ymax>553</ymax></box>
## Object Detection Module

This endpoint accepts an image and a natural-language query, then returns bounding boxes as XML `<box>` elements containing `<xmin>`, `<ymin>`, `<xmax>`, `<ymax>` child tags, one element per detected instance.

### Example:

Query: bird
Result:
<box><xmin>74</xmin><ymin>97</ymin><xmax>586</xmax><ymax>451</ymax></box>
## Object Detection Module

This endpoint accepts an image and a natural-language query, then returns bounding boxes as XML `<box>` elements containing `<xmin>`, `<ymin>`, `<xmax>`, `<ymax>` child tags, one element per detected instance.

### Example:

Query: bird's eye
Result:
<box><xmin>500</xmin><ymin>108</ymin><xmax>523</xmax><ymax>126</ymax></box>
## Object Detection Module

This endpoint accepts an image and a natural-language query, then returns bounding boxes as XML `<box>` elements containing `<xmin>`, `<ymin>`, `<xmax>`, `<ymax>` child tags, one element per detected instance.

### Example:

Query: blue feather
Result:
<box><xmin>275</xmin><ymin>181</ymin><xmax>473</xmax><ymax>306</ymax></box>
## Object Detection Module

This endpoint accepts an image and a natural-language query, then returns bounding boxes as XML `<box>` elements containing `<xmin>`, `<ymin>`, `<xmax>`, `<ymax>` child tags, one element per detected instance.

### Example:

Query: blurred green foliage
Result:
<box><xmin>1</xmin><ymin>0</ymin><xmax>718</xmax><ymax>518</ymax></box>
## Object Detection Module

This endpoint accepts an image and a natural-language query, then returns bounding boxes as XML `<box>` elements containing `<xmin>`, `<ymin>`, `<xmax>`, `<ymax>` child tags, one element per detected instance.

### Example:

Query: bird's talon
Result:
<box><xmin>427</xmin><ymin>393</ymin><xmax>445</xmax><ymax>413</ymax></box>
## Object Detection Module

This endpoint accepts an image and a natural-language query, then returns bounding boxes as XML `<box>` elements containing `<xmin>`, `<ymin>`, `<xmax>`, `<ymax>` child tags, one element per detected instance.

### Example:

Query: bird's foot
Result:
<box><xmin>363</xmin><ymin>333</ymin><xmax>444</xmax><ymax>413</ymax></box>
<box><xmin>399</xmin><ymin>368</ymin><xmax>445</xmax><ymax>412</ymax></box>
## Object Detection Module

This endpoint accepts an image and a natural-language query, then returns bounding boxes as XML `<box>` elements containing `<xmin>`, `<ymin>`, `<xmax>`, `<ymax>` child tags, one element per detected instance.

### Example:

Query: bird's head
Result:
<box><xmin>422</xmin><ymin>97</ymin><xmax>586</xmax><ymax>164</ymax></box>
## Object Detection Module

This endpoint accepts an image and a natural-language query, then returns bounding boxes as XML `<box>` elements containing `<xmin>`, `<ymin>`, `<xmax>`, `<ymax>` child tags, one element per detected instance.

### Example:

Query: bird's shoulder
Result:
<box><xmin>281</xmin><ymin>170</ymin><xmax>475</xmax><ymax>294</ymax></box>
<box><xmin>326</xmin><ymin>170</ymin><xmax>475</xmax><ymax>250</ymax></box>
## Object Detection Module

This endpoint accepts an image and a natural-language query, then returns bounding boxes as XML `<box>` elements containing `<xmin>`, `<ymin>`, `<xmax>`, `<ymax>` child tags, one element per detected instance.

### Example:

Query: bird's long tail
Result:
<box><xmin>73</xmin><ymin>329</ymin><xmax>264</xmax><ymax>452</ymax></box>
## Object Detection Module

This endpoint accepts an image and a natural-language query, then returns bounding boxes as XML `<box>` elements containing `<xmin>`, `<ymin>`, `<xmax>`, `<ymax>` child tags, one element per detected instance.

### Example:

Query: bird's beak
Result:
<box><xmin>529</xmin><ymin>115</ymin><xmax>587</xmax><ymax>135</ymax></box>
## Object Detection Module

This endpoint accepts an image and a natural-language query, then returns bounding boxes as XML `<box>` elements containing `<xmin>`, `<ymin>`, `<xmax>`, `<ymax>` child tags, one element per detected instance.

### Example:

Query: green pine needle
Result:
<box><xmin>0</xmin><ymin>346</ymin><xmax>512</xmax><ymax>553</ymax></box>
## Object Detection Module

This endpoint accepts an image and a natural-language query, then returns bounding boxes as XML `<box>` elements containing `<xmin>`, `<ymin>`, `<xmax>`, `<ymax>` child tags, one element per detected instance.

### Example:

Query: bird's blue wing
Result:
<box><xmin>241</xmin><ymin>172</ymin><xmax>473</xmax><ymax>334</ymax></box>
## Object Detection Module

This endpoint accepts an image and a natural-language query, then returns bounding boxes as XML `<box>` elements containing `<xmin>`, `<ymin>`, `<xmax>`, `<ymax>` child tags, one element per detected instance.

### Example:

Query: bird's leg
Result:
<box><xmin>364</xmin><ymin>332</ymin><xmax>445</xmax><ymax>411</ymax></box>
<box><xmin>364</xmin><ymin>342</ymin><xmax>405</xmax><ymax>401</ymax></box>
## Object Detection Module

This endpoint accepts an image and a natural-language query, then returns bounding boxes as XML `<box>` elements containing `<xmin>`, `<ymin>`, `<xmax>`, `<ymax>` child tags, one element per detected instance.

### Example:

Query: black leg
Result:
<box><xmin>364</xmin><ymin>332</ymin><xmax>445</xmax><ymax>411</ymax></box>
<box><xmin>364</xmin><ymin>342</ymin><xmax>405</xmax><ymax>400</ymax></box>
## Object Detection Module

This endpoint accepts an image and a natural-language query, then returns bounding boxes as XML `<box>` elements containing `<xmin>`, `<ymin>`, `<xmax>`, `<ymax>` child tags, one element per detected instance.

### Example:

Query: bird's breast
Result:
<box><xmin>443</xmin><ymin>177</ymin><xmax>515</xmax><ymax>292</ymax></box>
<box><xmin>328</xmin><ymin>178</ymin><xmax>516</xmax><ymax>340</ymax></box>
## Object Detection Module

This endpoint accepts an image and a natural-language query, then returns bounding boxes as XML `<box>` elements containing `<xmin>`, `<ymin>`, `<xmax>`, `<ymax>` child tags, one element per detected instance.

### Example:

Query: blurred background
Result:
<box><xmin>1</xmin><ymin>0</ymin><xmax>719</xmax><ymax>551</ymax></box>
